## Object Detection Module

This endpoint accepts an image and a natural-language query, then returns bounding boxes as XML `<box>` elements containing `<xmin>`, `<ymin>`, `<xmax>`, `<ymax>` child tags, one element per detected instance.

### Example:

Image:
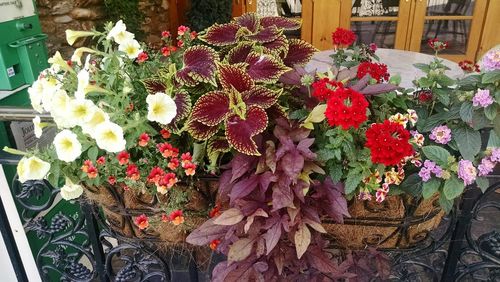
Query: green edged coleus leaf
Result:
<box><xmin>241</xmin><ymin>86</ymin><xmax>280</xmax><ymax>109</ymax></box>
<box><xmin>191</xmin><ymin>91</ymin><xmax>229</xmax><ymax>126</ymax></box>
<box><xmin>260</xmin><ymin>16</ymin><xmax>301</xmax><ymax>30</ymax></box>
<box><xmin>201</xmin><ymin>23</ymin><xmax>242</xmax><ymax>46</ymax></box>
<box><xmin>283</xmin><ymin>38</ymin><xmax>317</xmax><ymax>67</ymax></box>
<box><xmin>171</xmin><ymin>90</ymin><xmax>192</xmax><ymax>123</ymax></box>
<box><xmin>176</xmin><ymin>46</ymin><xmax>218</xmax><ymax>86</ymax></box>
<box><xmin>245</xmin><ymin>52</ymin><xmax>291</xmax><ymax>83</ymax></box>
<box><xmin>263</xmin><ymin>34</ymin><xmax>289</xmax><ymax>57</ymax></box>
<box><xmin>225</xmin><ymin>106</ymin><xmax>268</xmax><ymax>156</ymax></box>
<box><xmin>142</xmin><ymin>78</ymin><xmax>166</xmax><ymax>95</ymax></box>
<box><xmin>208</xmin><ymin>137</ymin><xmax>231</xmax><ymax>153</ymax></box>
<box><xmin>218</xmin><ymin>64</ymin><xmax>254</xmax><ymax>92</ymax></box>
<box><xmin>246</xmin><ymin>26</ymin><xmax>281</xmax><ymax>43</ymax></box>
<box><xmin>227</xmin><ymin>43</ymin><xmax>254</xmax><ymax>64</ymax></box>
<box><xmin>235</xmin><ymin>13</ymin><xmax>260</xmax><ymax>33</ymax></box>
<box><xmin>187</xmin><ymin>118</ymin><xmax>219</xmax><ymax>140</ymax></box>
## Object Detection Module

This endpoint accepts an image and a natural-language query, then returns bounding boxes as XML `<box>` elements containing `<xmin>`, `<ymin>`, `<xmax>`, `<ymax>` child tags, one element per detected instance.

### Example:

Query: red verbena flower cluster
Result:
<box><xmin>365</xmin><ymin>120</ymin><xmax>414</xmax><ymax>166</ymax></box>
<box><xmin>427</xmin><ymin>38</ymin><xmax>449</xmax><ymax>52</ymax></box>
<box><xmin>325</xmin><ymin>87</ymin><xmax>369</xmax><ymax>130</ymax></box>
<box><xmin>458</xmin><ymin>60</ymin><xmax>480</xmax><ymax>73</ymax></box>
<box><xmin>331</xmin><ymin>27</ymin><xmax>357</xmax><ymax>46</ymax></box>
<box><xmin>357</xmin><ymin>61</ymin><xmax>390</xmax><ymax>82</ymax></box>
<box><xmin>311</xmin><ymin>78</ymin><xmax>343</xmax><ymax>101</ymax></box>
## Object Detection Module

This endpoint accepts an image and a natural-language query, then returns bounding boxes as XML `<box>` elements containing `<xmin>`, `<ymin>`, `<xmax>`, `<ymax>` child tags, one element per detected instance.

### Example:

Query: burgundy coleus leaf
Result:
<box><xmin>246</xmin><ymin>26</ymin><xmax>281</xmax><ymax>43</ymax></box>
<box><xmin>171</xmin><ymin>90</ymin><xmax>191</xmax><ymax>123</ymax></box>
<box><xmin>176</xmin><ymin>46</ymin><xmax>218</xmax><ymax>86</ymax></box>
<box><xmin>190</xmin><ymin>91</ymin><xmax>229</xmax><ymax>126</ymax></box>
<box><xmin>266</xmin><ymin>104</ymin><xmax>287</xmax><ymax>121</ymax></box>
<box><xmin>201</xmin><ymin>23</ymin><xmax>241</xmax><ymax>46</ymax></box>
<box><xmin>187</xmin><ymin>118</ymin><xmax>219</xmax><ymax>140</ymax></box>
<box><xmin>241</xmin><ymin>86</ymin><xmax>280</xmax><ymax>109</ymax></box>
<box><xmin>263</xmin><ymin>34</ymin><xmax>289</xmax><ymax>56</ymax></box>
<box><xmin>245</xmin><ymin>52</ymin><xmax>290</xmax><ymax>83</ymax></box>
<box><xmin>235</xmin><ymin>13</ymin><xmax>260</xmax><ymax>33</ymax></box>
<box><xmin>283</xmin><ymin>39</ymin><xmax>317</xmax><ymax>67</ymax></box>
<box><xmin>208</xmin><ymin>137</ymin><xmax>231</xmax><ymax>153</ymax></box>
<box><xmin>186</xmin><ymin>218</ymin><xmax>229</xmax><ymax>245</ymax></box>
<box><xmin>260</xmin><ymin>16</ymin><xmax>301</xmax><ymax>31</ymax></box>
<box><xmin>230</xmin><ymin>174</ymin><xmax>260</xmax><ymax>204</ymax></box>
<box><xmin>227</xmin><ymin>43</ymin><xmax>253</xmax><ymax>64</ymax></box>
<box><xmin>218</xmin><ymin>64</ymin><xmax>255</xmax><ymax>93</ymax></box>
<box><xmin>142</xmin><ymin>78</ymin><xmax>166</xmax><ymax>95</ymax></box>
<box><xmin>225</xmin><ymin>106</ymin><xmax>268</xmax><ymax>156</ymax></box>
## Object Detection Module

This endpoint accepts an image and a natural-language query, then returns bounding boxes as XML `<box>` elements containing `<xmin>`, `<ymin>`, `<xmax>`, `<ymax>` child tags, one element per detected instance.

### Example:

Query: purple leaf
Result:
<box><xmin>227</xmin><ymin>43</ymin><xmax>253</xmax><ymax>64</ymax></box>
<box><xmin>228</xmin><ymin>238</ymin><xmax>255</xmax><ymax>263</ymax></box>
<box><xmin>241</xmin><ymin>86</ymin><xmax>280</xmax><ymax>109</ymax></box>
<box><xmin>305</xmin><ymin>246</ymin><xmax>339</xmax><ymax>274</ymax></box>
<box><xmin>283</xmin><ymin>39</ymin><xmax>317</xmax><ymax>67</ymax></box>
<box><xmin>260</xmin><ymin>16</ymin><xmax>301</xmax><ymax>30</ymax></box>
<box><xmin>214</xmin><ymin>208</ymin><xmax>244</xmax><ymax>225</ymax></box>
<box><xmin>262</xmin><ymin>34</ymin><xmax>289</xmax><ymax>56</ymax></box>
<box><xmin>264</xmin><ymin>141</ymin><xmax>277</xmax><ymax>173</ymax></box>
<box><xmin>235</xmin><ymin>13</ymin><xmax>260</xmax><ymax>33</ymax></box>
<box><xmin>350</xmin><ymin>74</ymin><xmax>370</xmax><ymax>91</ymax></box>
<box><xmin>225</xmin><ymin>106</ymin><xmax>268</xmax><ymax>156</ymax></box>
<box><xmin>281</xmin><ymin>151</ymin><xmax>304</xmax><ymax>180</ymax></box>
<box><xmin>259</xmin><ymin>171</ymin><xmax>277</xmax><ymax>192</ymax></box>
<box><xmin>176</xmin><ymin>46</ymin><xmax>218</xmax><ymax>86</ymax></box>
<box><xmin>201</xmin><ymin>23</ymin><xmax>241</xmax><ymax>46</ymax></box>
<box><xmin>246</xmin><ymin>26</ymin><xmax>281</xmax><ymax>43</ymax></box>
<box><xmin>245</xmin><ymin>52</ymin><xmax>290</xmax><ymax>83</ymax></box>
<box><xmin>190</xmin><ymin>91</ymin><xmax>229</xmax><ymax>126</ymax></box>
<box><xmin>360</xmin><ymin>83</ymin><xmax>400</xmax><ymax>95</ymax></box>
<box><xmin>297</xmin><ymin>138</ymin><xmax>316</xmax><ymax>159</ymax></box>
<box><xmin>218</xmin><ymin>64</ymin><xmax>255</xmax><ymax>93</ymax></box>
<box><xmin>272</xmin><ymin>183</ymin><xmax>294</xmax><ymax>210</ymax></box>
<box><xmin>291</xmin><ymin>180</ymin><xmax>308</xmax><ymax>203</ymax></box>
<box><xmin>279</xmin><ymin>66</ymin><xmax>307</xmax><ymax>85</ymax></box>
<box><xmin>186</xmin><ymin>218</ymin><xmax>229</xmax><ymax>245</ymax></box>
<box><xmin>186</xmin><ymin>119</ymin><xmax>219</xmax><ymax>140</ymax></box>
<box><xmin>171</xmin><ymin>91</ymin><xmax>192</xmax><ymax>123</ymax></box>
<box><xmin>230</xmin><ymin>175</ymin><xmax>260</xmax><ymax>204</ymax></box>
<box><xmin>142</xmin><ymin>78</ymin><xmax>166</xmax><ymax>95</ymax></box>
<box><xmin>230</xmin><ymin>153</ymin><xmax>258</xmax><ymax>182</ymax></box>
<box><xmin>337</xmin><ymin>67</ymin><xmax>358</xmax><ymax>82</ymax></box>
<box><xmin>263</xmin><ymin>221</ymin><xmax>282</xmax><ymax>254</ymax></box>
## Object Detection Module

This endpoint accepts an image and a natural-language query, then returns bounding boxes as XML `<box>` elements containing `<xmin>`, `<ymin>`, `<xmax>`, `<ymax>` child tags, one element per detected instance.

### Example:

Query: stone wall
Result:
<box><xmin>36</xmin><ymin>0</ymin><xmax>169</xmax><ymax>57</ymax></box>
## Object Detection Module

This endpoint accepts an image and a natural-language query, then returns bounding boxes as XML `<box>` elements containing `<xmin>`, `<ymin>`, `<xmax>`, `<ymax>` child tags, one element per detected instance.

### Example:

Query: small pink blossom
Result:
<box><xmin>430</xmin><ymin>125</ymin><xmax>452</xmax><ymax>144</ymax></box>
<box><xmin>472</xmin><ymin>89</ymin><xmax>494</xmax><ymax>108</ymax></box>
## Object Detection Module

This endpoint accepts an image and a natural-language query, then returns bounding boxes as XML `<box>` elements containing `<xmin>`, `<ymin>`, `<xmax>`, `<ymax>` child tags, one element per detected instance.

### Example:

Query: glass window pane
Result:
<box><xmin>421</xmin><ymin>19</ymin><xmax>471</xmax><ymax>55</ymax></box>
<box><xmin>426</xmin><ymin>0</ymin><xmax>475</xmax><ymax>17</ymax></box>
<box><xmin>351</xmin><ymin>0</ymin><xmax>400</xmax><ymax>17</ymax></box>
<box><xmin>351</xmin><ymin>21</ymin><xmax>396</xmax><ymax>48</ymax></box>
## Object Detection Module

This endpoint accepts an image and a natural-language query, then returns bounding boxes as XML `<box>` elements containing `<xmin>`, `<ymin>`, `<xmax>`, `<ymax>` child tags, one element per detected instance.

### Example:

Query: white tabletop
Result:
<box><xmin>306</xmin><ymin>48</ymin><xmax>463</xmax><ymax>88</ymax></box>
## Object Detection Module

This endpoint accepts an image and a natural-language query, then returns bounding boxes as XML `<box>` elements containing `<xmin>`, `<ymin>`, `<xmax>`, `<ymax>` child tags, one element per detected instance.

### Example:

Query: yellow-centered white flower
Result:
<box><xmin>75</xmin><ymin>69</ymin><xmax>90</xmax><ymax>100</ymax></box>
<box><xmin>48</xmin><ymin>51</ymin><xmax>71</xmax><ymax>72</ymax></box>
<box><xmin>71</xmin><ymin>47</ymin><xmax>96</xmax><ymax>65</ymax></box>
<box><xmin>49</xmin><ymin>90</ymin><xmax>76</xmax><ymax>129</ymax></box>
<box><xmin>60</xmin><ymin>177</ymin><xmax>84</xmax><ymax>200</ymax></box>
<box><xmin>40</xmin><ymin>77</ymin><xmax>61</xmax><ymax>112</ymax></box>
<box><xmin>94</xmin><ymin>122</ymin><xmax>126</xmax><ymax>153</ymax></box>
<box><xmin>53</xmin><ymin>130</ymin><xmax>82</xmax><ymax>162</ymax></box>
<box><xmin>82</xmin><ymin>108</ymin><xmax>110</xmax><ymax>138</ymax></box>
<box><xmin>65</xmin><ymin>30</ymin><xmax>96</xmax><ymax>46</ymax></box>
<box><xmin>28</xmin><ymin>80</ymin><xmax>44</xmax><ymax>113</ymax></box>
<box><xmin>33</xmin><ymin>116</ymin><xmax>43</xmax><ymax>138</ymax></box>
<box><xmin>146</xmin><ymin>92</ymin><xmax>177</xmax><ymax>125</ymax></box>
<box><xmin>107</xmin><ymin>20</ymin><xmax>135</xmax><ymax>44</ymax></box>
<box><xmin>16</xmin><ymin>156</ymin><xmax>51</xmax><ymax>183</ymax></box>
<box><xmin>118</xmin><ymin>39</ymin><xmax>142</xmax><ymax>59</ymax></box>
<box><xmin>67</xmin><ymin>99</ymin><xmax>96</xmax><ymax>126</ymax></box>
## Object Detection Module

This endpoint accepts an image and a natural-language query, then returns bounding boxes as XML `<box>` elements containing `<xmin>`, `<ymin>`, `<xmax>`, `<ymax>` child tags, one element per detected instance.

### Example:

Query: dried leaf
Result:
<box><xmin>186</xmin><ymin>218</ymin><xmax>229</xmax><ymax>245</ymax></box>
<box><xmin>294</xmin><ymin>223</ymin><xmax>311</xmax><ymax>259</ymax></box>
<box><xmin>228</xmin><ymin>238</ymin><xmax>255</xmax><ymax>263</ymax></box>
<box><xmin>214</xmin><ymin>208</ymin><xmax>244</xmax><ymax>225</ymax></box>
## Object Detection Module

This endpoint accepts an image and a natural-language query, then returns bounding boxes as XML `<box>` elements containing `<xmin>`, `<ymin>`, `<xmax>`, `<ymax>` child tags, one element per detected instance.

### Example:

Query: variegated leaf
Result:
<box><xmin>175</xmin><ymin>68</ymin><xmax>198</xmax><ymax>86</ymax></box>
<box><xmin>201</xmin><ymin>23</ymin><xmax>241</xmax><ymax>46</ymax></box>
<box><xmin>191</xmin><ymin>91</ymin><xmax>230</xmax><ymax>126</ymax></box>
<box><xmin>262</xmin><ymin>34</ymin><xmax>289</xmax><ymax>57</ymax></box>
<box><xmin>172</xmin><ymin>90</ymin><xmax>192</xmax><ymax>123</ymax></box>
<box><xmin>218</xmin><ymin>64</ymin><xmax>254</xmax><ymax>93</ymax></box>
<box><xmin>235</xmin><ymin>13</ymin><xmax>260</xmax><ymax>33</ymax></box>
<box><xmin>245</xmin><ymin>52</ymin><xmax>290</xmax><ymax>83</ymax></box>
<box><xmin>208</xmin><ymin>137</ymin><xmax>231</xmax><ymax>153</ymax></box>
<box><xmin>242</xmin><ymin>86</ymin><xmax>280</xmax><ymax>109</ymax></box>
<box><xmin>283</xmin><ymin>39</ymin><xmax>317</xmax><ymax>67</ymax></box>
<box><xmin>176</xmin><ymin>46</ymin><xmax>218</xmax><ymax>86</ymax></box>
<box><xmin>187</xmin><ymin>118</ymin><xmax>219</xmax><ymax>140</ymax></box>
<box><xmin>246</xmin><ymin>26</ymin><xmax>281</xmax><ymax>43</ymax></box>
<box><xmin>267</xmin><ymin>104</ymin><xmax>287</xmax><ymax>121</ymax></box>
<box><xmin>260</xmin><ymin>16</ymin><xmax>301</xmax><ymax>30</ymax></box>
<box><xmin>227</xmin><ymin>43</ymin><xmax>253</xmax><ymax>64</ymax></box>
<box><xmin>226</xmin><ymin>106</ymin><xmax>268</xmax><ymax>156</ymax></box>
<box><xmin>142</xmin><ymin>78</ymin><xmax>167</xmax><ymax>95</ymax></box>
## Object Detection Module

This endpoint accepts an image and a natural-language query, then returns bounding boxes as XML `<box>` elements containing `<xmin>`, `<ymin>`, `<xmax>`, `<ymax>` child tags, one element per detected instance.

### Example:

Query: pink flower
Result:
<box><xmin>161</xmin><ymin>31</ymin><xmax>171</xmax><ymax>38</ymax></box>
<box><xmin>138</xmin><ymin>133</ymin><xmax>150</xmax><ymax>147</ymax></box>
<box><xmin>177</xmin><ymin>25</ymin><xmax>189</xmax><ymax>36</ymax></box>
<box><xmin>472</xmin><ymin>89</ymin><xmax>494</xmax><ymax>108</ymax></box>
<box><xmin>134</xmin><ymin>214</ymin><xmax>149</xmax><ymax>230</ymax></box>
<box><xmin>458</xmin><ymin>160</ymin><xmax>477</xmax><ymax>186</ymax></box>
<box><xmin>491</xmin><ymin>148</ymin><xmax>500</xmax><ymax>162</ymax></box>
<box><xmin>429</xmin><ymin>125</ymin><xmax>452</xmax><ymax>144</ymax></box>
<box><xmin>478</xmin><ymin>157</ymin><xmax>495</xmax><ymax>176</ymax></box>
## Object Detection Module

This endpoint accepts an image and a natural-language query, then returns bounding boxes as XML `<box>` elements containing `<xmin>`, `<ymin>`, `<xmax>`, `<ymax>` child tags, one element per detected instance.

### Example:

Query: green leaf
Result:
<box><xmin>422</xmin><ymin>178</ymin><xmax>441</xmax><ymax>199</ymax></box>
<box><xmin>389</xmin><ymin>74</ymin><xmax>401</xmax><ymax>85</ymax></box>
<box><xmin>475</xmin><ymin>176</ymin><xmax>490</xmax><ymax>193</ymax></box>
<box><xmin>345</xmin><ymin>170</ymin><xmax>363</xmax><ymax>195</ymax></box>
<box><xmin>317</xmin><ymin>149</ymin><xmax>336</xmax><ymax>162</ymax></box>
<box><xmin>456</xmin><ymin>74</ymin><xmax>481</xmax><ymax>87</ymax></box>
<box><xmin>328</xmin><ymin>162</ymin><xmax>343</xmax><ymax>182</ymax></box>
<box><xmin>471</xmin><ymin>110</ymin><xmax>492</xmax><ymax>130</ymax></box>
<box><xmin>484</xmin><ymin>103</ymin><xmax>498</xmax><ymax>121</ymax></box>
<box><xmin>398</xmin><ymin>173</ymin><xmax>423</xmax><ymax>197</ymax></box>
<box><xmin>87</xmin><ymin>147</ymin><xmax>98</xmax><ymax>162</ymax></box>
<box><xmin>436</xmin><ymin>74</ymin><xmax>455</xmax><ymax>87</ymax></box>
<box><xmin>494</xmin><ymin>115</ymin><xmax>500</xmax><ymax>138</ymax></box>
<box><xmin>481</xmin><ymin>70</ymin><xmax>500</xmax><ymax>84</ymax></box>
<box><xmin>413</xmin><ymin>63</ymin><xmax>430</xmax><ymax>73</ymax></box>
<box><xmin>422</xmin><ymin>145</ymin><xmax>451</xmax><ymax>166</ymax></box>
<box><xmin>453</xmin><ymin>127</ymin><xmax>481</xmax><ymax>161</ymax></box>
<box><xmin>434</xmin><ymin>88</ymin><xmax>450</xmax><ymax>105</ymax></box>
<box><xmin>459</xmin><ymin>102</ymin><xmax>473</xmax><ymax>123</ymax></box>
<box><xmin>289</xmin><ymin>109</ymin><xmax>309</xmax><ymax>120</ymax></box>
<box><xmin>487</xmin><ymin>130</ymin><xmax>500</xmax><ymax>147</ymax></box>
<box><xmin>439</xmin><ymin>192</ymin><xmax>454</xmax><ymax>213</ymax></box>
<box><xmin>419</xmin><ymin>77</ymin><xmax>433</xmax><ymax>88</ymax></box>
<box><xmin>443</xmin><ymin>175</ymin><xmax>465</xmax><ymax>200</ymax></box>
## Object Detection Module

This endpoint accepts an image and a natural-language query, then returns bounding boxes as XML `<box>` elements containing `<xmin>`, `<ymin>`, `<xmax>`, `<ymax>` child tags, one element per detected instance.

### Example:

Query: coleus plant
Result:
<box><xmin>187</xmin><ymin>119</ymin><xmax>353</xmax><ymax>280</ymax></box>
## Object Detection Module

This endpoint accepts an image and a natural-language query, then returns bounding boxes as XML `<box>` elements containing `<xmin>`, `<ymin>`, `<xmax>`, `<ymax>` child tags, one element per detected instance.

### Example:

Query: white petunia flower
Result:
<box><xmin>33</xmin><ymin>116</ymin><xmax>43</xmax><ymax>138</ymax></box>
<box><xmin>94</xmin><ymin>122</ymin><xmax>126</xmax><ymax>153</ymax></box>
<box><xmin>40</xmin><ymin>77</ymin><xmax>61</xmax><ymax>112</ymax></box>
<box><xmin>65</xmin><ymin>30</ymin><xmax>96</xmax><ymax>46</ymax></box>
<box><xmin>75</xmin><ymin>69</ymin><xmax>90</xmax><ymax>99</ymax></box>
<box><xmin>53</xmin><ymin>130</ymin><xmax>82</xmax><ymax>162</ymax></box>
<box><xmin>118</xmin><ymin>39</ymin><xmax>142</xmax><ymax>59</ymax></box>
<box><xmin>146</xmin><ymin>92</ymin><xmax>177</xmax><ymax>125</ymax></box>
<box><xmin>60</xmin><ymin>177</ymin><xmax>84</xmax><ymax>200</ymax></box>
<box><xmin>28</xmin><ymin>80</ymin><xmax>44</xmax><ymax>113</ymax></box>
<box><xmin>48</xmin><ymin>51</ymin><xmax>71</xmax><ymax>72</ymax></box>
<box><xmin>71</xmin><ymin>47</ymin><xmax>96</xmax><ymax>66</ymax></box>
<box><xmin>17</xmin><ymin>156</ymin><xmax>51</xmax><ymax>183</ymax></box>
<box><xmin>67</xmin><ymin>99</ymin><xmax>96</xmax><ymax>126</ymax></box>
<box><xmin>82</xmin><ymin>108</ymin><xmax>109</xmax><ymax>138</ymax></box>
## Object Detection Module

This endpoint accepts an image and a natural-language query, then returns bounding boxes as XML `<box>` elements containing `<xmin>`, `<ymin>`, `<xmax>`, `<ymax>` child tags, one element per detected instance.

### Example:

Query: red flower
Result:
<box><xmin>147</xmin><ymin>167</ymin><xmax>165</xmax><ymax>184</ymax></box>
<box><xmin>311</xmin><ymin>78</ymin><xmax>343</xmax><ymax>101</ymax></box>
<box><xmin>81</xmin><ymin>160</ymin><xmax>93</xmax><ymax>172</ymax></box>
<box><xmin>357</xmin><ymin>62</ymin><xmax>390</xmax><ymax>82</ymax></box>
<box><xmin>137</xmin><ymin>52</ymin><xmax>148</xmax><ymax>63</ymax></box>
<box><xmin>427</xmin><ymin>38</ymin><xmax>448</xmax><ymax>52</ymax></box>
<box><xmin>190</xmin><ymin>31</ymin><xmax>197</xmax><ymax>40</ymax></box>
<box><xmin>325</xmin><ymin>88</ymin><xmax>369</xmax><ymax>130</ymax></box>
<box><xmin>96</xmin><ymin>156</ymin><xmax>106</xmax><ymax>165</ymax></box>
<box><xmin>126</xmin><ymin>103</ymin><xmax>134</xmax><ymax>112</ymax></box>
<box><xmin>365</xmin><ymin>120</ymin><xmax>414</xmax><ymax>166</ymax></box>
<box><xmin>209</xmin><ymin>204</ymin><xmax>221</xmax><ymax>218</ymax></box>
<box><xmin>177</xmin><ymin>40</ymin><xmax>184</xmax><ymax>48</ymax></box>
<box><xmin>458</xmin><ymin>60</ymin><xmax>480</xmax><ymax>73</ymax></box>
<box><xmin>161</xmin><ymin>46</ymin><xmax>171</xmax><ymax>57</ymax></box>
<box><xmin>177</xmin><ymin>25</ymin><xmax>189</xmax><ymax>36</ymax></box>
<box><xmin>138</xmin><ymin>133</ymin><xmax>150</xmax><ymax>147</ymax></box>
<box><xmin>331</xmin><ymin>27</ymin><xmax>356</xmax><ymax>46</ymax></box>
<box><xmin>369</xmin><ymin>43</ymin><xmax>378</xmax><ymax>52</ymax></box>
<box><xmin>87</xmin><ymin>165</ymin><xmax>98</xmax><ymax>179</ymax></box>
<box><xmin>181</xmin><ymin>153</ymin><xmax>193</xmax><ymax>166</ymax></box>
<box><xmin>415</xmin><ymin>90</ymin><xmax>433</xmax><ymax>103</ymax></box>
<box><xmin>134</xmin><ymin>214</ymin><xmax>149</xmax><ymax>230</ymax></box>
<box><xmin>117</xmin><ymin>151</ymin><xmax>130</xmax><ymax>165</ymax></box>
<box><xmin>169</xmin><ymin>210</ymin><xmax>185</xmax><ymax>225</ymax></box>
<box><xmin>108</xmin><ymin>176</ymin><xmax>116</xmax><ymax>185</ymax></box>
<box><xmin>168</xmin><ymin>158</ymin><xmax>179</xmax><ymax>170</ymax></box>
<box><xmin>184</xmin><ymin>162</ymin><xmax>197</xmax><ymax>176</ymax></box>
<box><xmin>161</xmin><ymin>213</ymin><xmax>169</xmax><ymax>222</ymax></box>
<box><xmin>161</xmin><ymin>31</ymin><xmax>171</xmax><ymax>38</ymax></box>
<box><xmin>169</xmin><ymin>46</ymin><xmax>178</xmax><ymax>52</ymax></box>
<box><xmin>126</xmin><ymin>164</ymin><xmax>140</xmax><ymax>181</ymax></box>
<box><xmin>209</xmin><ymin>239</ymin><xmax>220</xmax><ymax>251</ymax></box>
<box><xmin>158</xmin><ymin>143</ymin><xmax>179</xmax><ymax>158</ymax></box>
<box><xmin>160</xmin><ymin>129</ymin><xmax>171</xmax><ymax>139</ymax></box>
<box><xmin>159</xmin><ymin>173</ymin><xmax>178</xmax><ymax>189</ymax></box>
